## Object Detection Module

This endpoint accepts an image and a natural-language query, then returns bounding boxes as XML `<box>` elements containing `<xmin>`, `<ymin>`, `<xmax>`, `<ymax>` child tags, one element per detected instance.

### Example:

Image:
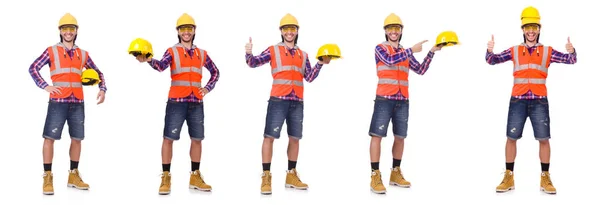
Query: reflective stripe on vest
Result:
<box><xmin>512</xmin><ymin>45</ymin><xmax>549</xmax><ymax>85</ymax></box>
<box><xmin>170</xmin><ymin>45</ymin><xmax>204</xmax><ymax>87</ymax></box>
<box><xmin>272</xmin><ymin>44</ymin><xmax>306</xmax><ymax>87</ymax></box>
<box><xmin>50</xmin><ymin>45</ymin><xmax>85</xmax><ymax>88</ymax></box>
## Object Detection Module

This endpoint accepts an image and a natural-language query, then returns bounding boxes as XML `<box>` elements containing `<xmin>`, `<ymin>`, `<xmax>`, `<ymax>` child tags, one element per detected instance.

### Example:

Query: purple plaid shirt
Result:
<box><xmin>245</xmin><ymin>44</ymin><xmax>323</xmax><ymax>101</ymax></box>
<box><xmin>29</xmin><ymin>43</ymin><xmax>107</xmax><ymax>103</ymax></box>
<box><xmin>374</xmin><ymin>43</ymin><xmax>436</xmax><ymax>100</ymax></box>
<box><xmin>148</xmin><ymin>44</ymin><xmax>220</xmax><ymax>103</ymax></box>
<box><xmin>485</xmin><ymin>43</ymin><xmax>577</xmax><ymax>99</ymax></box>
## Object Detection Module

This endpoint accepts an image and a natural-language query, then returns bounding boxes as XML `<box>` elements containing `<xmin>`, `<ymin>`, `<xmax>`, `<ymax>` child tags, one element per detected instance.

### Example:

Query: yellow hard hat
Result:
<box><xmin>435</xmin><ymin>31</ymin><xmax>460</xmax><ymax>47</ymax></box>
<box><xmin>521</xmin><ymin>6</ymin><xmax>541</xmax><ymax>26</ymax></box>
<box><xmin>316</xmin><ymin>44</ymin><xmax>342</xmax><ymax>60</ymax></box>
<box><xmin>280</xmin><ymin>13</ymin><xmax>299</xmax><ymax>28</ymax></box>
<box><xmin>176</xmin><ymin>13</ymin><xmax>196</xmax><ymax>28</ymax></box>
<box><xmin>58</xmin><ymin>13</ymin><xmax>78</xmax><ymax>28</ymax></box>
<box><xmin>383</xmin><ymin>13</ymin><xmax>403</xmax><ymax>28</ymax></box>
<box><xmin>81</xmin><ymin>69</ymin><xmax>100</xmax><ymax>86</ymax></box>
<box><xmin>128</xmin><ymin>38</ymin><xmax>154</xmax><ymax>58</ymax></box>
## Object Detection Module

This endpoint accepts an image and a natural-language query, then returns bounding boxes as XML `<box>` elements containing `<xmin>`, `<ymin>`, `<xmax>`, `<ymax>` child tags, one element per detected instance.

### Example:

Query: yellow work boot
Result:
<box><xmin>285</xmin><ymin>168</ymin><xmax>308</xmax><ymax>190</ymax></box>
<box><xmin>43</xmin><ymin>171</ymin><xmax>54</xmax><ymax>195</ymax></box>
<box><xmin>261</xmin><ymin>170</ymin><xmax>272</xmax><ymax>195</ymax></box>
<box><xmin>158</xmin><ymin>171</ymin><xmax>171</xmax><ymax>195</ymax></box>
<box><xmin>189</xmin><ymin>170</ymin><xmax>212</xmax><ymax>191</ymax></box>
<box><xmin>370</xmin><ymin>169</ymin><xmax>386</xmax><ymax>194</ymax></box>
<box><xmin>495</xmin><ymin>170</ymin><xmax>515</xmax><ymax>192</ymax></box>
<box><xmin>67</xmin><ymin>169</ymin><xmax>89</xmax><ymax>190</ymax></box>
<box><xmin>540</xmin><ymin>171</ymin><xmax>556</xmax><ymax>194</ymax></box>
<box><xmin>389</xmin><ymin>166</ymin><xmax>411</xmax><ymax>188</ymax></box>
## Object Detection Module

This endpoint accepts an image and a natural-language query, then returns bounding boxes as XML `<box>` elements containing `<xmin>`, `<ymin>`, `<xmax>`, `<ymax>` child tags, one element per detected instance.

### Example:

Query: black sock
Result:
<box><xmin>541</xmin><ymin>163</ymin><xmax>549</xmax><ymax>172</ymax></box>
<box><xmin>262</xmin><ymin>163</ymin><xmax>271</xmax><ymax>171</ymax></box>
<box><xmin>506</xmin><ymin>162</ymin><xmax>514</xmax><ymax>171</ymax></box>
<box><xmin>371</xmin><ymin>162</ymin><xmax>379</xmax><ymax>170</ymax></box>
<box><xmin>393</xmin><ymin>158</ymin><xmax>401</xmax><ymax>168</ymax></box>
<box><xmin>191</xmin><ymin>161</ymin><xmax>200</xmax><ymax>171</ymax></box>
<box><xmin>44</xmin><ymin>163</ymin><xmax>52</xmax><ymax>171</ymax></box>
<box><xmin>288</xmin><ymin>160</ymin><xmax>297</xmax><ymax>170</ymax></box>
<box><xmin>70</xmin><ymin>160</ymin><xmax>79</xmax><ymax>170</ymax></box>
<box><xmin>162</xmin><ymin>164</ymin><xmax>171</xmax><ymax>172</ymax></box>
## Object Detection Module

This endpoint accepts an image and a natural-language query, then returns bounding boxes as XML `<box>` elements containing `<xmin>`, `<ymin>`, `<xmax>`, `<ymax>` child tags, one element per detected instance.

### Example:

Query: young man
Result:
<box><xmin>245</xmin><ymin>13</ymin><xmax>330</xmax><ymax>195</ymax></box>
<box><xmin>29</xmin><ymin>13</ymin><xmax>107</xmax><ymax>195</ymax></box>
<box><xmin>368</xmin><ymin>13</ymin><xmax>442</xmax><ymax>194</ymax></box>
<box><xmin>486</xmin><ymin>6</ymin><xmax>577</xmax><ymax>194</ymax></box>
<box><xmin>134</xmin><ymin>13</ymin><xmax>220</xmax><ymax>195</ymax></box>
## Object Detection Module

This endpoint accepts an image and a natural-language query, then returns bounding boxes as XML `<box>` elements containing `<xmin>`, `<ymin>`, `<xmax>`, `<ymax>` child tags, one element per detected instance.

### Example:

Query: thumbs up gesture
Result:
<box><xmin>487</xmin><ymin>35</ymin><xmax>495</xmax><ymax>53</ymax></box>
<box><xmin>411</xmin><ymin>40</ymin><xmax>428</xmax><ymax>53</ymax></box>
<box><xmin>245</xmin><ymin>37</ymin><xmax>253</xmax><ymax>54</ymax></box>
<box><xmin>566</xmin><ymin>37</ymin><xmax>574</xmax><ymax>53</ymax></box>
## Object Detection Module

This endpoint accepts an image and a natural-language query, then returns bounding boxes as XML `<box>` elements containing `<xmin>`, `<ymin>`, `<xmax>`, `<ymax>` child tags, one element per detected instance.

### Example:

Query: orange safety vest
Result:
<box><xmin>510</xmin><ymin>43</ymin><xmax>551</xmax><ymax>96</ymax></box>
<box><xmin>376</xmin><ymin>41</ymin><xmax>410</xmax><ymax>98</ymax></box>
<box><xmin>47</xmin><ymin>43</ymin><xmax>87</xmax><ymax>99</ymax></box>
<box><xmin>167</xmin><ymin>44</ymin><xmax>206</xmax><ymax>99</ymax></box>
<box><xmin>268</xmin><ymin>43</ymin><xmax>307</xmax><ymax>99</ymax></box>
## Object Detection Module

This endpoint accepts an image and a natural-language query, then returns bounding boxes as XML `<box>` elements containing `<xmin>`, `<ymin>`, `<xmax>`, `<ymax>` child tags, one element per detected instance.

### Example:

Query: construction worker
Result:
<box><xmin>486</xmin><ymin>6</ymin><xmax>577</xmax><ymax>194</ymax></box>
<box><xmin>28</xmin><ymin>13</ymin><xmax>107</xmax><ymax>195</ymax></box>
<box><xmin>245</xmin><ymin>13</ymin><xmax>331</xmax><ymax>195</ymax></box>
<box><xmin>133</xmin><ymin>13</ymin><xmax>220</xmax><ymax>195</ymax></box>
<box><xmin>368</xmin><ymin>13</ymin><xmax>443</xmax><ymax>194</ymax></box>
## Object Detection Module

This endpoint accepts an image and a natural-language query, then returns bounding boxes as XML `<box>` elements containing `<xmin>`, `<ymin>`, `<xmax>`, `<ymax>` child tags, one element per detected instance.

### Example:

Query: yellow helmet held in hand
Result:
<box><xmin>81</xmin><ymin>69</ymin><xmax>100</xmax><ymax>86</ymax></box>
<box><xmin>435</xmin><ymin>31</ymin><xmax>460</xmax><ymax>47</ymax></box>
<box><xmin>128</xmin><ymin>38</ymin><xmax>154</xmax><ymax>58</ymax></box>
<box><xmin>316</xmin><ymin>44</ymin><xmax>342</xmax><ymax>60</ymax></box>
<box><xmin>521</xmin><ymin>6</ymin><xmax>541</xmax><ymax>26</ymax></box>
<box><xmin>176</xmin><ymin>13</ymin><xmax>196</xmax><ymax>28</ymax></box>
<box><xmin>280</xmin><ymin>13</ymin><xmax>299</xmax><ymax>28</ymax></box>
<box><xmin>383</xmin><ymin>13</ymin><xmax>403</xmax><ymax>28</ymax></box>
<box><xmin>58</xmin><ymin>13</ymin><xmax>78</xmax><ymax>28</ymax></box>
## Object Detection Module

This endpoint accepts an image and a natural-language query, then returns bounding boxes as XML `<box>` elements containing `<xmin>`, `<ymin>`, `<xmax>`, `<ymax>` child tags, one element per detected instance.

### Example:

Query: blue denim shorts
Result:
<box><xmin>506</xmin><ymin>97</ymin><xmax>551</xmax><ymax>140</ymax></box>
<box><xmin>42</xmin><ymin>101</ymin><xmax>85</xmax><ymax>140</ymax></box>
<box><xmin>264</xmin><ymin>97</ymin><xmax>304</xmax><ymax>139</ymax></box>
<box><xmin>369</xmin><ymin>96</ymin><xmax>409</xmax><ymax>138</ymax></box>
<box><xmin>163</xmin><ymin>101</ymin><xmax>205</xmax><ymax>141</ymax></box>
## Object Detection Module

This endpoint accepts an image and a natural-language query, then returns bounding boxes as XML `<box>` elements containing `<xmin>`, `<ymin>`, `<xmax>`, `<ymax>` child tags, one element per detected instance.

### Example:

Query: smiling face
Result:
<box><xmin>522</xmin><ymin>24</ymin><xmax>540</xmax><ymax>43</ymax></box>
<box><xmin>178</xmin><ymin>25</ymin><xmax>195</xmax><ymax>43</ymax></box>
<box><xmin>280</xmin><ymin>25</ymin><xmax>298</xmax><ymax>43</ymax></box>
<box><xmin>385</xmin><ymin>24</ymin><xmax>402</xmax><ymax>42</ymax></box>
<box><xmin>60</xmin><ymin>25</ymin><xmax>77</xmax><ymax>42</ymax></box>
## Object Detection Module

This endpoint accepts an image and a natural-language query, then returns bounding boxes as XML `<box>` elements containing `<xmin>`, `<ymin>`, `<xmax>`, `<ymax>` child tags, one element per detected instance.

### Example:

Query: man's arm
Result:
<box><xmin>245</xmin><ymin>47</ymin><xmax>271</xmax><ymax>68</ymax></box>
<box><xmin>485</xmin><ymin>48</ymin><xmax>512</xmax><ymax>65</ymax></box>
<box><xmin>303</xmin><ymin>54</ymin><xmax>323</xmax><ymax>83</ymax></box>
<box><xmin>550</xmin><ymin>48</ymin><xmax>577</xmax><ymax>64</ymax></box>
<box><xmin>202</xmin><ymin>53</ymin><xmax>220</xmax><ymax>93</ymax></box>
<box><xmin>28</xmin><ymin>49</ymin><xmax>51</xmax><ymax>89</ymax></box>
<box><xmin>408</xmin><ymin>51</ymin><xmax>435</xmax><ymax>75</ymax></box>
<box><xmin>375</xmin><ymin>45</ymin><xmax>412</xmax><ymax>66</ymax></box>
<box><xmin>148</xmin><ymin>50</ymin><xmax>172</xmax><ymax>72</ymax></box>
<box><xmin>85</xmin><ymin>54</ymin><xmax>107</xmax><ymax>92</ymax></box>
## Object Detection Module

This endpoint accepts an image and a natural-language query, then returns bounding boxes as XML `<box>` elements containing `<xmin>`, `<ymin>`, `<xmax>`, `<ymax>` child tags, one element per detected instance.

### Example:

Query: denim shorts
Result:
<box><xmin>506</xmin><ymin>97</ymin><xmax>551</xmax><ymax>140</ymax></box>
<box><xmin>368</xmin><ymin>96</ymin><xmax>409</xmax><ymax>138</ymax></box>
<box><xmin>42</xmin><ymin>101</ymin><xmax>85</xmax><ymax>140</ymax></box>
<box><xmin>263</xmin><ymin>97</ymin><xmax>304</xmax><ymax>139</ymax></box>
<box><xmin>163</xmin><ymin>101</ymin><xmax>205</xmax><ymax>141</ymax></box>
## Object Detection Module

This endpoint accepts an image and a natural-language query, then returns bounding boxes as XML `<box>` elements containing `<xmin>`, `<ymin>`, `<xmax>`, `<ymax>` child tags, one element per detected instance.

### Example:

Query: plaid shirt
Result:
<box><xmin>29</xmin><ymin>43</ymin><xmax>107</xmax><ymax>103</ymax></box>
<box><xmin>148</xmin><ymin>44</ymin><xmax>220</xmax><ymax>103</ymax></box>
<box><xmin>374</xmin><ymin>44</ymin><xmax>436</xmax><ymax>100</ymax></box>
<box><xmin>245</xmin><ymin>45</ymin><xmax>323</xmax><ymax>102</ymax></box>
<box><xmin>485</xmin><ymin>43</ymin><xmax>578</xmax><ymax>99</ymax></box>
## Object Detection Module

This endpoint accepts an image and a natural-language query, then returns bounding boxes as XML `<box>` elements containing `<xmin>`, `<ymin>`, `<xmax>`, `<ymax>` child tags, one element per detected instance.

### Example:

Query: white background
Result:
<box><xmin>0</xmin><ymin>0</ymin><xmax>596</xmax><ymax>204</ymax></box>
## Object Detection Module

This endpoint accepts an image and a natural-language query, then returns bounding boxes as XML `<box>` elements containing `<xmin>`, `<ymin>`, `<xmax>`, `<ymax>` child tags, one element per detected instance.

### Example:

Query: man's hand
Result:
<box><xmin>201</xmin><ymin>88</ymin><xmax>209</xmax><ymax>96</ymax></box>
<box><xmin>97</xmin><ymin>90</ymin><xmax>105</xmax><ymax>105</ymax></box>
<box><xmin>411</xmin><ymin>40</ymin><xmax>428</xmax><ymax>53</ymax></box>
<box><xmin>430</xmin><ymin>44</ymin><xmax>443</xmax><ymax>52</ymax></box>
<box><xmin>318</xmin><ymin>56</ymin><xmax>331</xmax><ymax>64</ymax></box>
<box><xmin>245</xmin><ymin>37</ymin><xmax>253</xmax><ymax>55</ymax></box>
<box><xmin>44</xmin><ymin>86</ymin><xmax>62</xmax><ymax>95</ymax></box>
<box><xmin>136</xmin><ymin>55</ymin><xmax>151</xmax><ymax>63</ymax></box>
<box><xmin>566</xmin><ymin>37</ymin><xmax>574</xmax><ymax>53</ymax></box>
<box><xmin>487</xmin><ymin>35</ymin><xmax>495</xmax><ymax>53</ymax></box>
